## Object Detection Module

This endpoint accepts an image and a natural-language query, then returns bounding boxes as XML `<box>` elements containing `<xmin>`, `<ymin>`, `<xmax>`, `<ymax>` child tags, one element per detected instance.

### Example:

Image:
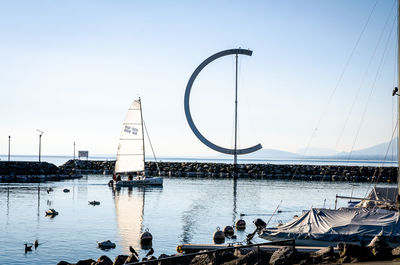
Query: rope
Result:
<box><xmin>334</xmin><ymin>0</ymin><xmax>396</xmax><ymax>154</ymax></box>
<box><xmin>291</xmin><ymin>0</ymin><xmax>379</xmax><ymax>181</ymax></box>
<box><xmin>340</xmin><ymin>15</ymin><xmax>396</xmax><ymax>178</ymax></box>
<box><xmin>143</xmin><ymin>121</ymin><xmax>160</xmax><ymax>175</ymax></box>
<box><xmin>319</xmin><ymin>1</ymin><xmax>396</xmax><ymax>184</ymax></box>
<box><xmin>375</xmin><ymin>120</ymin><xmax>398</xmax><ymax>187</ymax></box>
<box><xmin>363</xmin><ymin>120</ymin><xmax>398</xmax><ymax>198</ymax></box>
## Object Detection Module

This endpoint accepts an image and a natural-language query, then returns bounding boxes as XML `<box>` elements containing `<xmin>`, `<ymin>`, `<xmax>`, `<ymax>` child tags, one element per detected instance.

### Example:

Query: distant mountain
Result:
<box><xmin>213</xmin><ymin>138</ymin><xmax>398</xmax><ymax>161</ymax></box>
<box><xmin>243</xmin><ymin>148</ymin><xmax>300</xmax><ymax>159</ymax></box>
<box><xmin>217</xmin><ymin>148</ymin><xmax>300</xmax><ymax>159</ymax></box>
<box><xmin>296</xmin><ymin>147</ymin><xmax>338</xmax><ymax>156</ymax></box>
<box><xmin>335</xmin><ymin>138</ymin><xmax>397</xmax><ymax>160</ymax></box>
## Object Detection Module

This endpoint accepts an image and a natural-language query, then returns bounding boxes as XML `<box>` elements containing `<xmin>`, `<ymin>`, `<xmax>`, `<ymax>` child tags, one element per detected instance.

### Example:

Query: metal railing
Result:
<box><xmin>126</xmin><ymin>239</ymin><xmax>295</xmax><ymax>265</ymax></box>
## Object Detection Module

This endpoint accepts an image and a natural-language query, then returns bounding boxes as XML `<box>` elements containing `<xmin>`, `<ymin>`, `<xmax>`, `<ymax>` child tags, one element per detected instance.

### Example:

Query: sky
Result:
<box><xmin>0</xmin><ymin>0</ymin><xmax>398</xmax><ymax>158</ymax></box>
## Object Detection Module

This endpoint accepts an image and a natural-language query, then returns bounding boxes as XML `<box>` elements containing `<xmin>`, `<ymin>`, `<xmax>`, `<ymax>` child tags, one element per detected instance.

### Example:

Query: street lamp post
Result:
<box><xmin>37</xmin><ymin>130</ymin><xmax>44</xmax><ymax>162</ymax></box>
<box><xmin>73</xmin><ymin>141</ymin><xmax>76</xmax><ymax>160</ymax></box>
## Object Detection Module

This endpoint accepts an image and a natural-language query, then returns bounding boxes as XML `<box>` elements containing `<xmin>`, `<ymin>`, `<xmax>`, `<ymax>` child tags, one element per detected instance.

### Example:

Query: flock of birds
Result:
<box><xmin>25</xmin><ymin>187</ymin><xmax>101</xmax><ymax>254</ymax></box>
<box><xmin>26</xmin><ymin>186</ymin><xmax>155</xmax><ymax>261</ymax></box>
<box><xmin>24</xmin><ymin>240</ymin><xmax>39</xmax><ymax>254</ymax></box>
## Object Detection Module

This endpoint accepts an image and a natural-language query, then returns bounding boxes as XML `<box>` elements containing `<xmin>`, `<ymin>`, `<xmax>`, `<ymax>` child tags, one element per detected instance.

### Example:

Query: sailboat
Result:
<box><xmin>114</xmin><ymin>98</ymin><xmax>163</xmax><ymax>186</ymax></box>
<box><xmin>260</xmin><ymin>2</ymin><xmax>400</xmax><ymax>247</ymax></box>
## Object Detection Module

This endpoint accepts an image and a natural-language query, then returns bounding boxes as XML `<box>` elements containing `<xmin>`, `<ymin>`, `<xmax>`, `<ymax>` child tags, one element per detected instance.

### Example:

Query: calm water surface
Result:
<box><xmin>0</xmin><ymin>175</ymin><xmax>395</xmax><ymax>264</ymax></box>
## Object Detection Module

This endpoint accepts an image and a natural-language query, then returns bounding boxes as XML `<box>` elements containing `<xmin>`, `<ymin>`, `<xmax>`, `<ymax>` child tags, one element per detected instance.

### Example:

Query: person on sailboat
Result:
<box><xmin>128</xmin><ymin>174</ymin><xmax>133</xmax><ymax>181</ymax></box>
<box><xmin>116</xmin><ymin>174</ymin><xmax>121</xmax><ymax>182</ymax></box>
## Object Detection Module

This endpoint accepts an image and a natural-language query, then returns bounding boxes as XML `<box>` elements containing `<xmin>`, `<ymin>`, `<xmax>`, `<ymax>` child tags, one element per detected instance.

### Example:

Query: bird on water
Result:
<box><xmin>24</xmin><ymin>244</ymin><xmax>32</xmax><ymax>253</ymax></box>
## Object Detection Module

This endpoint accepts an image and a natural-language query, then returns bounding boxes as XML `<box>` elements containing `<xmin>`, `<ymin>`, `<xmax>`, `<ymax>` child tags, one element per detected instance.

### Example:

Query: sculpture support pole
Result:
<box><xmin>184</xmin><ymin>48</ymin><xmax>262</xmax><ymax>157</ymax></box>
<box><xmin>234</xmin><ymin>53</ymin><xmax>238</xmax><ymax>165</ymax></box>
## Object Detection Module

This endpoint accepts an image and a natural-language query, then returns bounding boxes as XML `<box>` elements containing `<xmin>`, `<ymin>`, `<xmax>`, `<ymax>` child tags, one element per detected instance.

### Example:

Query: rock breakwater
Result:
<box><xmin>0</xmin><ymin>161</ymin><xmax>81</xmax><ymax>182</ymax></box>
<box><xmin>60</xmin><ymin>160</ymin><xmax>397</xmax><ymax>183</ymax></box>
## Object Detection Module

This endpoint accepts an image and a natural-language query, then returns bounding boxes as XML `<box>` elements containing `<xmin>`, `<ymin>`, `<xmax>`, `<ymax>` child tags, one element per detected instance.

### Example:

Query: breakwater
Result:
<box><xmin>60</xmin><ymin>160</ymin><xmax>397</xmax><ymax>183</ymax></box>
<box><xmin>0</xmin><ymin>161</ymin><xmax>81</xmax><ymax>182</ymax></box>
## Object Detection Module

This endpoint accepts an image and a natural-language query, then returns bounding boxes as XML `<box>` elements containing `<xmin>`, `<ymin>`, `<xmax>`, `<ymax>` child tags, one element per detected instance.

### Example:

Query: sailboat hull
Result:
<box><xmin>115</xmin><ymin>176</ymin><xmax>163</xmax><ymax>186</ymax></box>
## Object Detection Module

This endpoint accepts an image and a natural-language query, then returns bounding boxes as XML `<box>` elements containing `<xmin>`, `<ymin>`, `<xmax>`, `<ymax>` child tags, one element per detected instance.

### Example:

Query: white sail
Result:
<box><xmin>115</xmin><ymin>99</ymin><xmax>145</xmax><ymax>173</ymax></box>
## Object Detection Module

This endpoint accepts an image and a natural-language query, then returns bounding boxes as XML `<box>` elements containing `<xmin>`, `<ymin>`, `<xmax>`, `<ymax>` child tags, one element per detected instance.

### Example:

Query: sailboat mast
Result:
<box><xmin>397</xmin><ymin>0</ymin><xmax>400</xmax><ymax>200</ymax></box>
<box><xmin>139</xmin><ymin>98</ymin><xmax>146</xmax><ymax>174</ymax></box>
<box><xmin>234</xmin><ymin>53</ymin><xmax>238</xmax><ymax>165</ymax></box>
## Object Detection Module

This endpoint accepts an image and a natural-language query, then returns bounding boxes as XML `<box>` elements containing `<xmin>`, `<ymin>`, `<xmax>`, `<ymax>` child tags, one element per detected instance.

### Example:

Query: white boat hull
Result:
<box><xmin>115</xmin><ymin>176</ymin><xmax>163</xmax><ymax>186</ymax></box>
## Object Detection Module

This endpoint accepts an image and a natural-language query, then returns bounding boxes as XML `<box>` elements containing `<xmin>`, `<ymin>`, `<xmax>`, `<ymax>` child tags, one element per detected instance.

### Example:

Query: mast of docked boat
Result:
<box><xmin>139</xmin><ymin>97</ymin><xmax>146</xmax><ymax>176</ymax></box>
<box><xmin>397</xmin><ymin>0</ymin><xmax>400</xmax><ymax>206</ymax></box>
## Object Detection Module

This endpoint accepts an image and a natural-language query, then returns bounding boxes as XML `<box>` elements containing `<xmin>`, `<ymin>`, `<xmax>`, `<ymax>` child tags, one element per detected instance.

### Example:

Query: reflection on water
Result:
<box><xmin>113</xmin><ymin>186</ymin><xmax>163</xmax><ymax>251</ymax></box>
<box><xmin>232</xmin><ymin>178</ymin><xmax>237</xmax><ymax>224</ymax></box>
<box><xmin>113</xmin><ymin>187</ymin><xmax>145</xmax><ymax>250</ymax></box>
<box><xmin>180</xmin><ymin>203</ymin><xmax>206</xmax><ymax>244</ymax></box>
<box><xmin>0</xmin><ymin>175</ymin><xmax>396</xmax><ymax>264</ymax></box>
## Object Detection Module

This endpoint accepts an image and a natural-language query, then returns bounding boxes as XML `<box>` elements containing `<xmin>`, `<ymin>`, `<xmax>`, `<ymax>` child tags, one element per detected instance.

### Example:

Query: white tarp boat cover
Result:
<box><xmin>263</xmin><ymin>207</ymin><xmax>400</xmax><ymax>244</ymax></box>
<box><xmin>365</xmin><ymin>187</ymin><xmax>397</xmax><ymax>203</ymax></box>
<box><xmin>356</xmin><ymin>187</ymin><xmax>398</xmax><ymax>209</ymax></box>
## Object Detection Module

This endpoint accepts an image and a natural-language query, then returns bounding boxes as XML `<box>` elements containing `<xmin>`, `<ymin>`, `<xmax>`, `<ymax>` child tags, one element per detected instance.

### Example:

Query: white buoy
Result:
<box><xmin>213</xmin><ymin>227</ymin><xmax>225</xmax><ymax>244</ymax></box>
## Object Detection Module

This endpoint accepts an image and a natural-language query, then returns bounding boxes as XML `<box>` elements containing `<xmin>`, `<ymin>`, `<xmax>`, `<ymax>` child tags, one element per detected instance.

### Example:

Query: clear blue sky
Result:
<box><xmin>0</xmin><ymin>0</ymin><xmax>397</xmax><ymax>157</ymax></box>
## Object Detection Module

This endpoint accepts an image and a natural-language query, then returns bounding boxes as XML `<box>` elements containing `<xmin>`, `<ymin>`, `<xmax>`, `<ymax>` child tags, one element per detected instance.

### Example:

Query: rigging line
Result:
<box><xmin>143</xmin><ymin>121</ymin><xmax>160</xmax><ymax>175</ymax></box>
<box><xmin>333</xmin><ymin>0</ymin><xmax>396</xmax><ymax>153</ymax></box>
<box><xmin>305</xmin><ymin>0</ymin><xmax>379</xmax><ymax>150</ymax></box>
<box><xmin>374</xmin><ymin>120</ymin><xmax>398</xmax><ymax>188</ymax></box>
<box><xmin>292</xmin><ymin>1</ymin><xmax>378</xmax><ymax>181</ymax></box>
<box><xmin>319</xmin><ymin>2</ymin><xmax>396</xmax><ymax>184</ymax></box>
<box><xmin>364</xmin><ymin>119</ymin><xmax>398</xmax><ymax>197</ymax></box>
<box><xmin>341</xmin><ymin>15</ymin><xmax>396</xmax><ymax>175</ymax></box>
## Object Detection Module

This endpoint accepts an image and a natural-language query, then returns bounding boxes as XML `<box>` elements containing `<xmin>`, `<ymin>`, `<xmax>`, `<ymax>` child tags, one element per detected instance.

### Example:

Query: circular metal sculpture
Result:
<box><xmin>184</xmin><ymin>48</ymin><xmax>262</xmax><ymax>155</ymax></box>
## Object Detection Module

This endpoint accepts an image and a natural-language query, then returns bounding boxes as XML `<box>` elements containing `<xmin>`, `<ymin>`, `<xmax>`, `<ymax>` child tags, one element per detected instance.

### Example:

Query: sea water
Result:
<box><xmin>0</xmin><ymin>173</ymin><xmax>394</xmax><ymax>264</ymax></box>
